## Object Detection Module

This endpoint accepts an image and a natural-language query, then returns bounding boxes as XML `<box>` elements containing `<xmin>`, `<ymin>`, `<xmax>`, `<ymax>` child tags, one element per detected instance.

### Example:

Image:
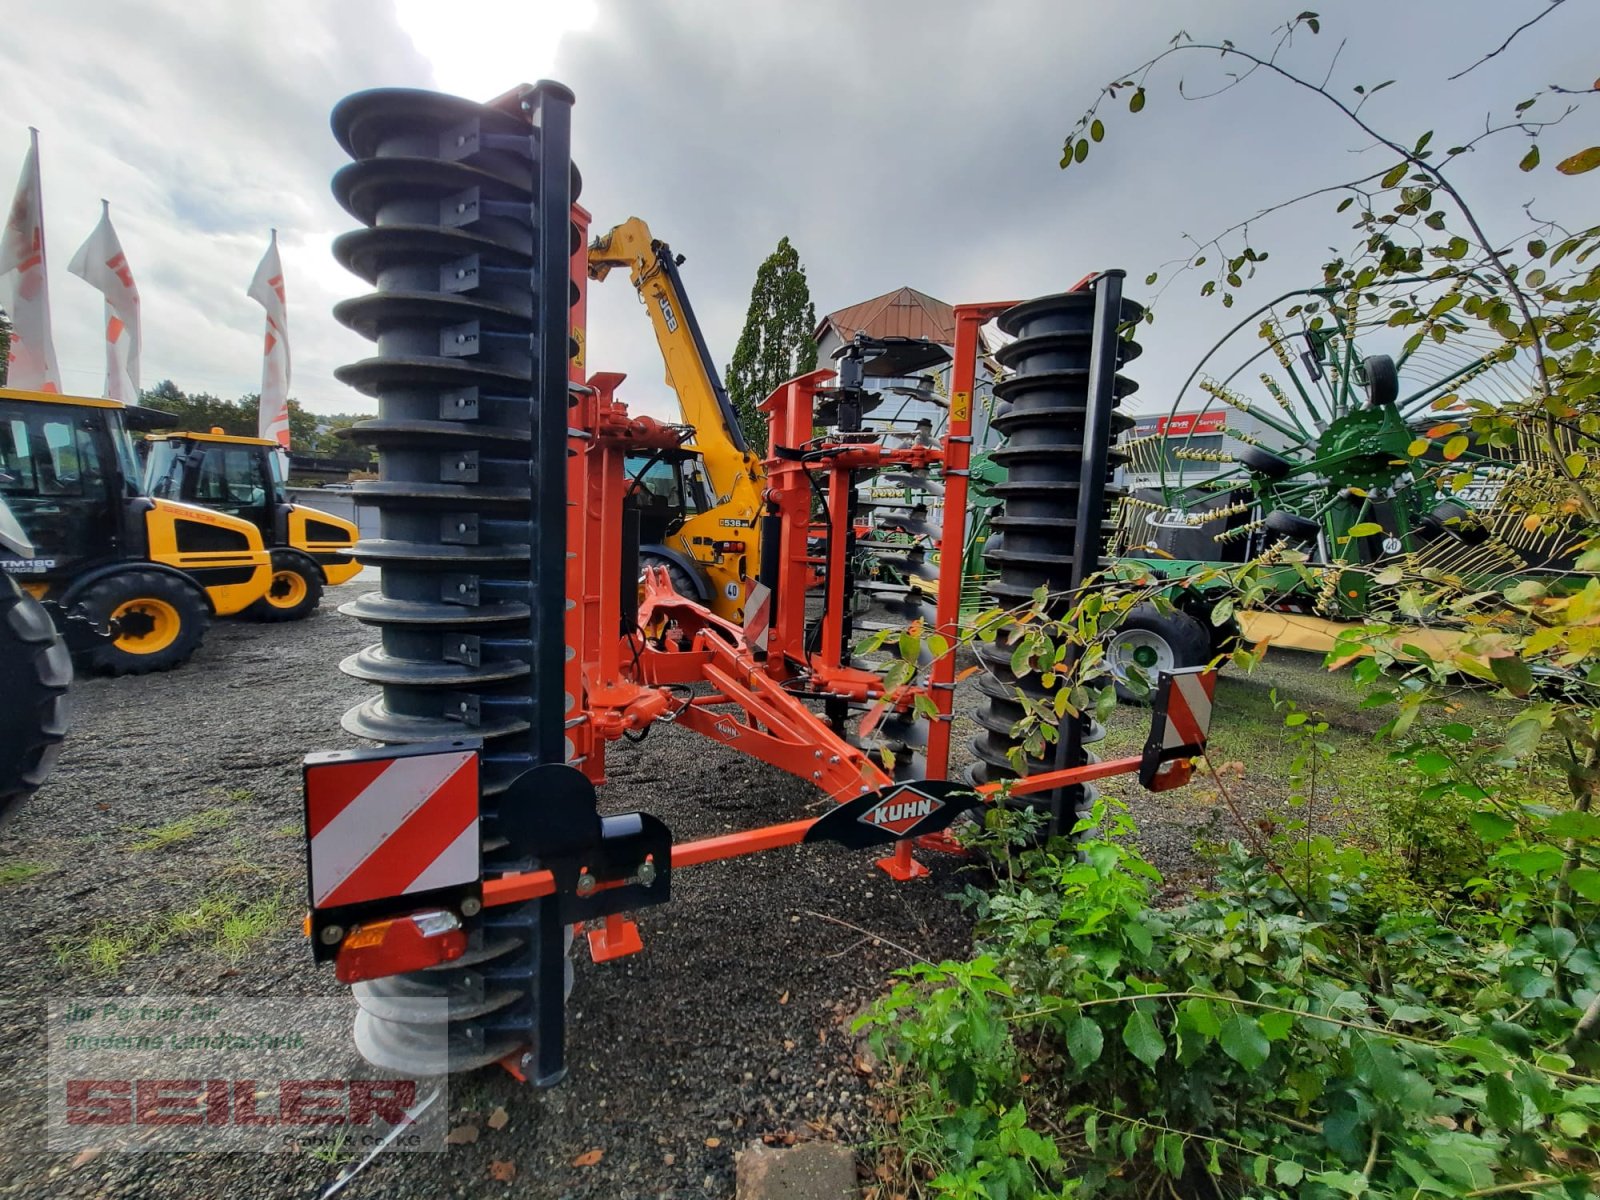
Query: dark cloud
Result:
<box><xmin>2</xmin><ymin>0</ymin><xmax>1595</xmax><ymax>422</ymax></box>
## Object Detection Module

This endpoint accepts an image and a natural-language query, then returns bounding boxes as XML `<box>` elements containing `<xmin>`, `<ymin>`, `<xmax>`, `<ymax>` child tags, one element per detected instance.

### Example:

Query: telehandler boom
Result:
<box><xmin>588</xmin><ymin>218</ymin><xmax>764</xmax><ymax>620</ymax></box>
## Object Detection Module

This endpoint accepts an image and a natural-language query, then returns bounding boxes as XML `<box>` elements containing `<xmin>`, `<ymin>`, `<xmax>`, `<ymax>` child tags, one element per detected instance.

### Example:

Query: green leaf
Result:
<box><xmin>1218</xmin><ymin>1015</ymin><xmax>1269</xmax><ymax>1070</ymax></box>
<box><xmin>1520</xmin><ymin>145</ymin><xmax>1540</xmax><ymax>172</ymax></box>
<box><xmin>1074</xmin><ymin>139</ymin><xmax>1089</xmax><ymax>164</ymax></box>
<box><xmin>1065</xmin><ymin>1016</ymin><xmax>1104</xmax><ymax>1067</ymax></box>
<box><xmin>1413</xmin><ymin>750</ymin><xmax>1452</xmax><ymax>776</ymax></box>
<box><xmin>1489</xmin><ymin>655</ymin><xmax>1534</xmax><ymax>697</ymax></box>
<box><xmin>1469</xmin><ymin>810</ymin><xmax>1516</xmax><ymax>842</ymax></box>
<box><xmin>1380</xmin><ymin>162</ymin><xmax>1407</xmax><ymax>189</ymax></box>
<box><xmin>1485</xmin><ymin>1073</ymin><xmax>1522</xmax><ymax>1129</ymax></box>
<box><xmin>1546</xmin><ymin>810</ymin><xmax>1600</xmax><ymax>839</ymax></box>
<box><xmin>1348</xmin><ymin>522</ymin><xmax>1384</xmax><ymax>536</ymax></box>
<box><xmin>1179</xmin><ymin>997</ymin><xmax>1221</xmax><ymax>1039</ymax></box>
<box><xmin>1090</xmin><ymin>118</ymin><xmax>1105</xmax><ymax>143</ymax></box>
<box><xmin>1569</xmin><ymin>868</ymin><xmax>1600</xmax><ymax>902</ymax></box>
<box><xmin>1443</xmin><ymin>434</ymin><xmax>1470</xmax><ymax>459</ymax></box>
<box><xmin>1144</xmin><ymin>271</ymin><xmax>1158</xmax><ymax>286</ymax></box>
<box><xmin>1504</xmin><ymin>716</ymin><xmax>1543</xmax><ymax>758</ymax></box>
<box><xmin>1122</xmin><ymin>1008</ymin><xmax>1165</xmax><ymax>1067</ymax></box>
<box><xmin>1274</xmin><ymin>1161</ymin><xmax>1305</xmax><ymax>1187</ymax></box>
<box><xmin>1129</xmin><ymin>87</ymin><xmax>1146</xmax><ymax>113</ymax></box>
<box><xmin>1556</xmin><ymin>146</ymin><xmax>1600</xmax><ymax>175</ymax></box>
<box><xmin>1210</xmin><ymin>596</ymin><xmax>1235</xmax><ymax>627</ymax></box>
<box><xmin>1260</xmin><ymin>1010</ymin><xmax>1294</xmax><ymax>1041</ymax></box>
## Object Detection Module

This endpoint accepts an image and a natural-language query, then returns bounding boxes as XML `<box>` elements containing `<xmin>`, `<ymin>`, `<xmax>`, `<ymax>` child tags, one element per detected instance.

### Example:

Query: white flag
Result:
<box><xmin>248</xmin><ymin>230</ymin><xmax>291</xmax><ymax>447</ymax></box>
<box><xmin>68</xmin><ymin>200</ymin><xmax>141</xmax><ymax>402</ymax></box>
<box><xmin>0</xmin><ymin>129</ymin><xmax>62</xmax><ymax>393</ymax></box>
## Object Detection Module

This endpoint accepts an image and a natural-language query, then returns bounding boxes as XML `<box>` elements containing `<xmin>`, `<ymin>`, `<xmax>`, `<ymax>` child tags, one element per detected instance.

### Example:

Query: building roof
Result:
<box><xmin>815</xmin><ymin>286</ymin><xmax>956</xmax><ymax>345</ymax></box>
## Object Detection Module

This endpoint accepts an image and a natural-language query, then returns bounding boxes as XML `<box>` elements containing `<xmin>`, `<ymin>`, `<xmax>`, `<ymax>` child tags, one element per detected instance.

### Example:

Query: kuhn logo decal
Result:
<box><xmin>859</xmin><ymin>788</ymin><xmax>942</xmax><ymax>836</ymax></box>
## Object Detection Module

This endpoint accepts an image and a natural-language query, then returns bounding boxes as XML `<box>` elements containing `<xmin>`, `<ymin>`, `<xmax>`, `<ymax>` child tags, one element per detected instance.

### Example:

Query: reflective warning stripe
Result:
<box><xmin>744</xmin><ymin>581</ymin><xmax>772</xmax><ymax>654</ymax></box>
<box><xmin>1162</xmin><ymin>669</ymin><xmax>1217</xmax><ymax>750</ymax></box>
<box><xmin>307</xmin><ymin>750</ymin><xmax>478</xmax><ymax>909</ymax></box>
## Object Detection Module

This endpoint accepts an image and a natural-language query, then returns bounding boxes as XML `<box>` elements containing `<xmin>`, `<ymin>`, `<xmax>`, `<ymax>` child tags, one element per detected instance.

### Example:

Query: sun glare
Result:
<box><xmin>392</xmin><ymin>0</ymin><xmax>598</xmax><ymax>99</ymax></box>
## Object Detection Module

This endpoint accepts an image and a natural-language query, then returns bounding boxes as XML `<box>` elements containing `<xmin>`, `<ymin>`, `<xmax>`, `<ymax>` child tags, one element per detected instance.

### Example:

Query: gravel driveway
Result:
<box><xmin>0</xmin><ymin>578</ymin><xmax>1325</xmax><ymax>1198</ymax></box>
<box><xmin>0</xmin><ymin>581</ymin><xmax>980</xmax><ymax>1199</ymax></box>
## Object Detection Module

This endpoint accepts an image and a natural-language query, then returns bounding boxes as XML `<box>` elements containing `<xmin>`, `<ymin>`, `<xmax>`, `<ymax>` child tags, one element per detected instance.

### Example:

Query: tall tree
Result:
<box><xmin>725</xmin><ymin>237</ymin><xmax>818</xmax><ymax>448</ymax></box>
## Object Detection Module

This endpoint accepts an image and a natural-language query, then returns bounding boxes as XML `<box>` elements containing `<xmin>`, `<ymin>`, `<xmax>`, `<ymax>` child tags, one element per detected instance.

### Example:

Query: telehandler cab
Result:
<box><xmin>0</xmin><ymin>387</ymin><xmax>271</xmax><ymax>674</ymax></box>
<box><xmin>143</xmin><ymin>428</ymin><xmax>361</xmax><ymax>620</ymax></box>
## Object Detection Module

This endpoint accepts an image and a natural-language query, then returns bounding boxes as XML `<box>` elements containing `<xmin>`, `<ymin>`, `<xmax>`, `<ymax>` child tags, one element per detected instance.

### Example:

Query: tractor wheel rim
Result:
<box><xmin>268</xmin><ymin>570</ymin><xmax>308</xmax><ymax>607</ymax></box>
<box><xmin>1110</xmin><ymin>629</ymin><xmax>1176</xmax><ymax>681</ymax></box>
<box><xmin>110</xmin><ymin>597</ymin><xmax>182</xmax><ymax>654</ymax></box>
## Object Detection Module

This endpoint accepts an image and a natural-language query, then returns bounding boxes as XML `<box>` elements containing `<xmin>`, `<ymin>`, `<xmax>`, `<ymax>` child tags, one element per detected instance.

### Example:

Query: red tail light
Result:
<box><xmin>334</xmin><ymin>909</ymin><xmax>468</xmax><ymax>983</ymax></box>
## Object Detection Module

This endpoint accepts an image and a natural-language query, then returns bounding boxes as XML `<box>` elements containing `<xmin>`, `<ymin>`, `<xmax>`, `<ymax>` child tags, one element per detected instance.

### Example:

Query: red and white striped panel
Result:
<box><xmin>744</xmin><ymin>581</ymin><xmax>772</xmax><ymax>654</ymax></box>
<box><xmin>306</xmin><ymin>750</ymin><xmax>479</xmax><ymax>910</ymax></box>
<box><xmin>1162</xmin><ymin>668</ymin><xmax>1217</xmax><ymax>751</ymax></box>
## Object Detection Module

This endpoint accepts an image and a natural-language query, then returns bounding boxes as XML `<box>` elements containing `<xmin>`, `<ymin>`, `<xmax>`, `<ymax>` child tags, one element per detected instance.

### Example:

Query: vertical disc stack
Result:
<box><xmin>968</xmin><ymin>277</ymin><xmax>1142</xmax><ymax>838</ymax></box>
<box><xmin>328</xmin><ymin>83</ymin><xmax>579</xmax><ymax>1074</ymax></box>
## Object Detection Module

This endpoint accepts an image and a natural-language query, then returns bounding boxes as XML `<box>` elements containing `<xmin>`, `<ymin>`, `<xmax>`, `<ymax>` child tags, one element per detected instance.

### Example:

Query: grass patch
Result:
<box><xmin>215</xmin><ymin>895</ymin><xmax>288</xmax><ymax>962</ymax></box>
<box><xmin>0</xmin><ymin>861</ymin><xmax>52</xmax><ymax>887</ymax></box>
<box><xmin>225</xmin><ymin>788</ymin><xmax>254</xmax><ymax>804</ymax></box>
<box><xmin>128</xmin><ymin>807</ymin><xmax>232</xmax><ymax>852</ymax></box>
<box><xmin>52</xmin><ymin>888</ymin><xmax>292</xmax><ymax>975</ymax></box>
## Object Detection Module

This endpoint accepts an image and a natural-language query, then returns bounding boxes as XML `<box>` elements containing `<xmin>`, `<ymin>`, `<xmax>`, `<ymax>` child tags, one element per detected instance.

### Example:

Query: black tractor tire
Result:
<box><xmin>1263</xmin><ymin>510</ymin><xmax>1323</xmax><ymax>544</ymax></box>
<box><xmin>640</xmin><ymin>552</ymin><xmax>705</xmax><ymax>603</ymax></box>
<box><xmin>1107</xmin><ymin>603</ymin><xmax>1213</xmax><ymax>703</ymax></box>
<box><xmin>1362</xmin><ymin>354</ymin><xmax>1399</xmax><ymax>406</ymax></box>
<box><xmin>74</xmin><ymin>570</ymin><xmax>210</xmax><ymax>677</ymax></box>
<box><xmin>1421</xmin><ymin>500</ymin><xmax>1489</xmax><ymax>545</ymax></box>
<box><xmin>1236</xmin><ymin>443</ymin><xmax>1295</xmax><ymax>480</ymax></box>
<box><xmin>0</xmin><ymin>575</ymin><xmax>72</xmax><ymax>827</ymax></box>
<box><xmin>245</xmin><ymin>550</ymin><xmax>324</xmax><ymax>622</ymax></box>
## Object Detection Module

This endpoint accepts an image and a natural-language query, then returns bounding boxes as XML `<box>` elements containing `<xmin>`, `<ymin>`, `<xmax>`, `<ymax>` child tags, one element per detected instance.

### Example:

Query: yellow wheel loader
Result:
<box><xmin>589</xmin><ymin>218</ymin><xmax>765</xmax><ymax>621</ymax></box>
<box><xmin>143</xmin><ymin>429</ymin><xmax>361</xmax><ymax>620</ymax></box>
<box><xmin>0</xmin><ymin>387</ymin><xmax>271</xmax><ymax>674</ymax></box>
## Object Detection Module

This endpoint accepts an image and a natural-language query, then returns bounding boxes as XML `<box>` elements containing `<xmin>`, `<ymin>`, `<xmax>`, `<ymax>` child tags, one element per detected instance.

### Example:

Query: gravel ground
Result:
<box><xmin>0</xmin><ymin>581</ymin><xmax>1341</xmax><ymax>1198</ymax></box>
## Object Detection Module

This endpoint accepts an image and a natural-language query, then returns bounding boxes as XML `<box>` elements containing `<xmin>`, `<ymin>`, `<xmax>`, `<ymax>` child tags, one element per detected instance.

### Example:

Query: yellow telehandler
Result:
<box><xmin>589</xmin><ymin>218</ymin><xmax>765</xmax><ymax>621</ymax></box>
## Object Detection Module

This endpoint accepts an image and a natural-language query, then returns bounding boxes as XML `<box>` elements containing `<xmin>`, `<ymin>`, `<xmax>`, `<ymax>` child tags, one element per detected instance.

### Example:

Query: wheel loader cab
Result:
<box><xmin>144</xmin><ymin>430</ymin><xmax>362</xmax><ymax>619</ymax></box>
<box><xmin>0</xmin><ymin>388</ymin><xmax>272</xmax><ymax>674</ymax></box>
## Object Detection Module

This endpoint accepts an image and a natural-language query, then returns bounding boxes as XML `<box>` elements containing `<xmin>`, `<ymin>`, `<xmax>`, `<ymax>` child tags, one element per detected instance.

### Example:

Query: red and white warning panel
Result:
<box><xmin>304</xmin><ymin>742</ymin><xmax>481</xmax><ymax>912</ymax></box>
<box><xmin>1162</xmin><ymin>668</ymin><xmax>1216</xmax><ymax>751</ymax></box>
<box><xmin>1139</xmin><ymin>667</ymin><xmax>1218</xmax><ymax>792</ymax></box>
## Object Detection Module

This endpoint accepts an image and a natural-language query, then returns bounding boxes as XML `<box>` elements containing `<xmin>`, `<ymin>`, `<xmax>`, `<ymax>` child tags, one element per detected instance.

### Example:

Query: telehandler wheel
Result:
<box><xmin>1107</xmin><ymin>603</ymin><xmax>1212</xmax><ymax>703</ymax></box>
<box><xmin>0</xmin><ymin>574</ymin><xmax>72</xmax><ymax>827</ymax></box>
<box><xmin>245</xmin><ymin>551</ymin><xmax>325</xmax><ymax>622</ymax></box>
<box><xmin>640</xmin><ymin>552</ymin><xmax>703</xmax><ymax>603</ymax></box>
<box><xmin>76</xmin><ymin>570</ymin><xmax>209</xmax><ymax>676</ymax></box>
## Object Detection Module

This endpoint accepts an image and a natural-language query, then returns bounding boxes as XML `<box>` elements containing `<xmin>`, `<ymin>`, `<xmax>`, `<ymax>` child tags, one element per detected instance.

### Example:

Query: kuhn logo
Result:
<box><xmin>859</xmin><ymin>789</ymin><xmax>942</xmax><ymax>836</ymax></box>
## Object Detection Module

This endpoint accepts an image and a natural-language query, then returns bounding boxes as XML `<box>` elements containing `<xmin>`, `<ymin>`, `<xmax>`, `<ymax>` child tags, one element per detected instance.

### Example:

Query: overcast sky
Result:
<box><xmin>2</xmin><ymin>0</ymin><xmax>1595</xmax><ymax>424</ymax></box>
